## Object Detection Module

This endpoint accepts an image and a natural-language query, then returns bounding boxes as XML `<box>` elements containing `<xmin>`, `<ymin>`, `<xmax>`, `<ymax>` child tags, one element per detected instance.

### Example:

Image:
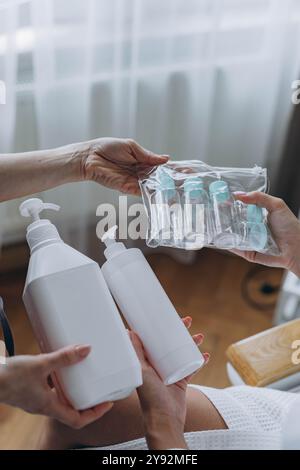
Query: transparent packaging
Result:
<box><xmin>139</xmin><ymin>161</ymin><xmax>279</xmax><ymax>255</ymax></box>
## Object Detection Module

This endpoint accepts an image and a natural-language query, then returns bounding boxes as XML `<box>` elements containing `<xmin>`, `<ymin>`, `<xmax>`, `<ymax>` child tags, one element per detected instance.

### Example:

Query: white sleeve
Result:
<box><xmin>281</xmin><ymin>397</ymin><xmax>300</xmax><ymax>450</ymax></box>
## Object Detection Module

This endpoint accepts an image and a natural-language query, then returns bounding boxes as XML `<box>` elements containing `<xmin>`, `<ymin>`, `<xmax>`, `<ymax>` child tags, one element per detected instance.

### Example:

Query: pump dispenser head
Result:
<box><xmin>101</xmin><ymin>225</ymin><xmax>126</xmax><ymax>260</ymax></box>
<box><xmin>19</xmin><ymin>198</ymin><xmax>62</xmax><ymax>252</ymax></box>
<box><xmin>20</xmin><ymin>198</ymin><xmax>60</xmax><ymax>222</ymax></box>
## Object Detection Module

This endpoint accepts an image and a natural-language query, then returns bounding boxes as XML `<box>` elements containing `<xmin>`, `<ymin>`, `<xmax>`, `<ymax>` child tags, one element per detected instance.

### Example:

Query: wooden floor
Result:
<box><xmin>0</xmin><ymin>245</ymin><xmax>283</xmax><ymax>449</ymax></box>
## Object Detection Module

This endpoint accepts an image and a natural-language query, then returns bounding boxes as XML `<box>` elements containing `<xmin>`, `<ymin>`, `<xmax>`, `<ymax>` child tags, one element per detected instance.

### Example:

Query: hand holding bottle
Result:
<box><xmin>0</xmin><ymin>345</ymin><xmax>113</xmax><ymax>429</ymax></box>
<box><xmin>232</xmin><ymin>192</ymin><xmax>300</xmax><ymax>276</ymax></box>
<box><xmin>130</xmin><ymin>316</ymin><xmax>209</xmax><ymax>450</ymax></box>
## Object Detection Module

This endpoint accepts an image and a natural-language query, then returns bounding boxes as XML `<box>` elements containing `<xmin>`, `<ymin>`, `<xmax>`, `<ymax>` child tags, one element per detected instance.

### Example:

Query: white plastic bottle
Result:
<box><xmin>20</xmin><ymin>198</ymin><xmax>142</xmax><ymax>410</ymax></box>
<box><xmin>101</xmin><ymin>226</ymin><xmax>204</xmax><ymax>385</ymax></box>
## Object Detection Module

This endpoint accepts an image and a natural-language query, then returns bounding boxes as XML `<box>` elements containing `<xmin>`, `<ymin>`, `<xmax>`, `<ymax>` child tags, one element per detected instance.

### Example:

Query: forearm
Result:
<box><xmin>0</xmin><ymin>141</ymin><xmax>89</xmax><ymax>202</ymax></box>
<box><xmin>144</xmin><ymin>413</ymin><xmax>188</xmax><ymax>450</ymax></box>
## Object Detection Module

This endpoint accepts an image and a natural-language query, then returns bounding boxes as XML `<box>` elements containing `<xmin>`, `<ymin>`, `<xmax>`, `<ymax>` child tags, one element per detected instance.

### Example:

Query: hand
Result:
<box><xmin>80</xmin><ymin>138</ymin><xmax>169</xmax><ymax>196</ymax></box>
<box><xmin>0</xmin><ymin>345</ymin><xmax>113</xmax><ymax>429</ymax></box>
<box><xmin>130</xmin><ymin>317</ymin><xmax>209</xmax><ymax>450</ymax></box>
<box><xmin>233</xmin><ymin>192</ymin><xmax>300</xmax><ymax>276</ymax></box>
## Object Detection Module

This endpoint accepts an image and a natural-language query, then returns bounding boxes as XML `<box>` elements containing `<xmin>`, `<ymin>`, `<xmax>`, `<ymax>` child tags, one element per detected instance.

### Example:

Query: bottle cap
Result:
<box><xmin>157</xmin><ymin>168</ymin><xmax>176</xmax><ymax>198</ymax></box>
<box><xmin>19</xmin><ymin>198</ymin><xmax>61</xmax><ymax>252</ymax></box>
<box><xmin>209</xmin><ymin>180</ymin><xmax>230</xmax><ymax>203</ymax></box>
<box><xmin>101</xmin><ymin>225</ymin><xmax>118</xmax><ymax>248</ymax></box>
<box><xmin>183</xmin><ymin>177</ymin><xmax>204</xmax><ymax>197</ymax></box>
<box><xmin>20</xmin><ymin>198</ymin><xmax>60</xmax><ymax>222</ymax></box>
<box><xmin>101</xmin><ymin>225</ymin><xmax>126</xmax><ymax>260</ymax></box>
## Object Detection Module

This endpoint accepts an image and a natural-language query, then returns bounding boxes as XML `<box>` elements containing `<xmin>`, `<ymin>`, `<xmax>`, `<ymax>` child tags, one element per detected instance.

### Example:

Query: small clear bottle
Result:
<box><xmin>152</xmin><ymin>169</ymin><xmax>183</xmax><ymax>247</ymax></box>
<box><xmin>209</xmin><ymin>180</ymin><xmax>240</xmax><ymax>249</ymax></box>
<box><xmin>183</xmin><ymin>177</ymin><xmax>212</xmax><ymax>249</ymax></box>
<box><xmin>246</xmin><ymin>204</ymin><xmax>268</xmax><ymax>251</ymax></box>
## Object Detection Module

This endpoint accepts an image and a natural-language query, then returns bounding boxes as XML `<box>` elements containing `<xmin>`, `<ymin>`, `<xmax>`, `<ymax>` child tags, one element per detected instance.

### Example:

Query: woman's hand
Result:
<box><xmin>80</xmin><ymin>138</ymin><xmax>169</xmax><ymax>196</ymax></box>
<box><xmin>130</xmin><ymin>317</ymin><xmax>209</xmax><ymax>450</ymax></box>
<box><xmin>0</xmin><ymin>345</ymin><xmax>113</xmax><ymax>429</ymax></box>
<box><xmin>233</xmin><ymin>192</ymin><xmax>300</xmax><ymax>277</ymax></box>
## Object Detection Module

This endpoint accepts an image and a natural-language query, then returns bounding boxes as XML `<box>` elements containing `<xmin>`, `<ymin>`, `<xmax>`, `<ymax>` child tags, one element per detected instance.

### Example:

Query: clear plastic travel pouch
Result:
<box><xmin>139</xmin><ymin>161</ymin><xmax>279</xmax><ymax>255</ymax></box>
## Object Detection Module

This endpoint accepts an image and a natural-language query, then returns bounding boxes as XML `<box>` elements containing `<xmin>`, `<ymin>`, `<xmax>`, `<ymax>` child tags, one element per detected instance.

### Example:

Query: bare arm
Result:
<box><xmin>0</xmin><ymin>143</ymin><xmax>83</xmax><ymax>202</ymax></box>
<box><xmin>0</xmin><ymin>138</ymin><xmax>168</xmax><ymax>202</ymax></box>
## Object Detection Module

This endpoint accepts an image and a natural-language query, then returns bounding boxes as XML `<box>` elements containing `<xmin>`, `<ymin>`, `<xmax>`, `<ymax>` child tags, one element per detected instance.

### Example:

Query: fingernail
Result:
<box><xmin>195</xmin><ymin>333</ymin><xmax>204</xmax><ymax>341</ymax></box>
<box><xmin>75</xmin><ymin>345</ymin><xmax>91</xmax><ymax>358</ymax></box>
<box><xmin>203</xmin><ymin>352</ymin><xmax>210</xmax><ymax>363</ymax></box>
<box><xmin>156</xmin><ymin>154</ymin><xmax>169</xmax><ymax>160</ymax></box>
<box><xmin>194</xmin><ymin>334</ymin><xmax>204</xmax><ymax>345</ymax></box>
<box><xmin>233</xmin><ymin>191</ymin><xmax>247</xmax><ymax>196</ymax></box>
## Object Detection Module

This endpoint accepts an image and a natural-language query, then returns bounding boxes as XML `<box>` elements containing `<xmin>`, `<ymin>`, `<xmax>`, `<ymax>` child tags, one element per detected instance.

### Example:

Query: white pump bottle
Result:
<box><xmin>101</xmin><ymin>226</ymin><xmax>205</xmax><ymax>385</ymax></box>
<box><xmin>20</xmin><ymin>199</ymin><xmax>142</xmax><ymax>410</ymax></box>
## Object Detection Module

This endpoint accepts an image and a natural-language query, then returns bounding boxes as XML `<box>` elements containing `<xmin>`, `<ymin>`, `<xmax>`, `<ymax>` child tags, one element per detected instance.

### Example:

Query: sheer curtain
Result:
<box><xmin>0</xmin><ymin>0</ymin><xmax>300</xmax><ymax>250</ymax></box>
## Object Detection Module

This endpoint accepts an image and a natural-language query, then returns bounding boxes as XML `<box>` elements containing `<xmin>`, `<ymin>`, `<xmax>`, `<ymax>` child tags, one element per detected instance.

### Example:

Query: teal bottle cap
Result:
<box><xmin>183</xmin><ymin>177</ymin><xmax>204</xmax><ymax>197</ymax></box>
<box><xmin>247</xmin><ymin>204</ymin><xmax>263</xmax><ymax>223</ymax></box>
<box><xmin>157</xmin><ymin>168</ymin><xmax>176</xmax><ymax>198</ymax></box>
<box><xmin>209</xmin><ymin>180</ymin><xmax>230</xmax><ymax>203</ymax></box>
<box><xmin>157</xmin><ymin>169</ymin><xmax>175</xmax><ymax>188</ymax></box>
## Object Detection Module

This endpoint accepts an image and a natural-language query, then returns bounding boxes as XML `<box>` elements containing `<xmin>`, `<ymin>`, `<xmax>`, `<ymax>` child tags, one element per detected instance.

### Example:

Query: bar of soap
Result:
<box><xmin>226</xmin><ymin>319</ymin><xmax>300</xmax><ymax>387</ymax></box>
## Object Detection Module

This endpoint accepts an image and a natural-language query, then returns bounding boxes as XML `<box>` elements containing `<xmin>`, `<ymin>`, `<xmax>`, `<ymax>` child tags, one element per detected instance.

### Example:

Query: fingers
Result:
<box><xmin>182</xmin><ymin>317</ymin><xmax>205</xmax><ymax>345</ymax></box>
<box><xmin>180</xmin><ymin>352</ymin><xmax>210</xmax><ymax>384</ymax></box>
<box><xmin>40</xmin><ymin>345</ymin><xmax>91</xmax><ymax>374</ymax></box>
<box><xmin>182</xmin><ymin>316</ymin><xmax>192</xmax><ymax>328</ymax></box>
<box><xmin>182</xmin><ymin>316</ymin><xmax>205</xmax><ymax>346</ymax></box>
<box><xmin>233</xmin><ymin>191</ymin><xmax>286</xmax><ymax>213</ymax></box>
<box><xmin>48</xmin><ymin>392</ymin><xmax>114</xmax><ymax>429</ymax></box>
<box><xmin>120</xmin><ymin>178</ymin><xmax>141</xmax><ymax>196</ymax></box>
<box><xmin>74</xmin><ymin>402</ymin><xmax>114</xmax><ymax>429</ymax></box>
<box><xmin>129</xmin><ymin>139</ymin><xmax>169</xmax><ymax>165</ymax></box>
<box><xmin>203</xmin><ymin>352</ymin><xmax>210</xmax><ymax>364</ymax></box>
<box><xmin>230</xmin><ymin>248</ymin><xmax>279</xmax><ymax>267</ymax></box>
<box><xmin>193</xmin><ymin>333</ymin><xmax>204</xmax><ymax>346</ymax></box>
<box><xmin>230</xmin><ymin>248</ymin><xmax>258</xmax><ymax>262</ymax></box>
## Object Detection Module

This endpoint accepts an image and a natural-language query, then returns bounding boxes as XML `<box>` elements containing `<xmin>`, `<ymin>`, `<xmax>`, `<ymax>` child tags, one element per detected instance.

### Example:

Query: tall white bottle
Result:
<box><xmin>20</xmin><ymin>199</ymin><xmax>142</xmax><ymax>410</ymax></box>
<box><xmin>101</xmin><ymin>226</ymin><xmax>205</xmax><ymax>385</ymax></box>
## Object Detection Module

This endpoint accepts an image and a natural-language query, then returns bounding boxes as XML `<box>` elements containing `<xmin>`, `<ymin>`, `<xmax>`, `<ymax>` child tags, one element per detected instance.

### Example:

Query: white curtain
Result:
<box><xmin>0</xmin><ymin>0</ymin><xmax>300</xmax><ymax>250</ymax></box>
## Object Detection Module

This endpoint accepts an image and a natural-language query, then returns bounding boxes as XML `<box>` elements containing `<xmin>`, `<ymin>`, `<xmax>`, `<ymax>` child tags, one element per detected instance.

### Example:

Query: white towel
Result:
<box><xmin>93</xmin><ymin>385</ymin><xmax>300</xmax><ymax>450</ymax></box>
